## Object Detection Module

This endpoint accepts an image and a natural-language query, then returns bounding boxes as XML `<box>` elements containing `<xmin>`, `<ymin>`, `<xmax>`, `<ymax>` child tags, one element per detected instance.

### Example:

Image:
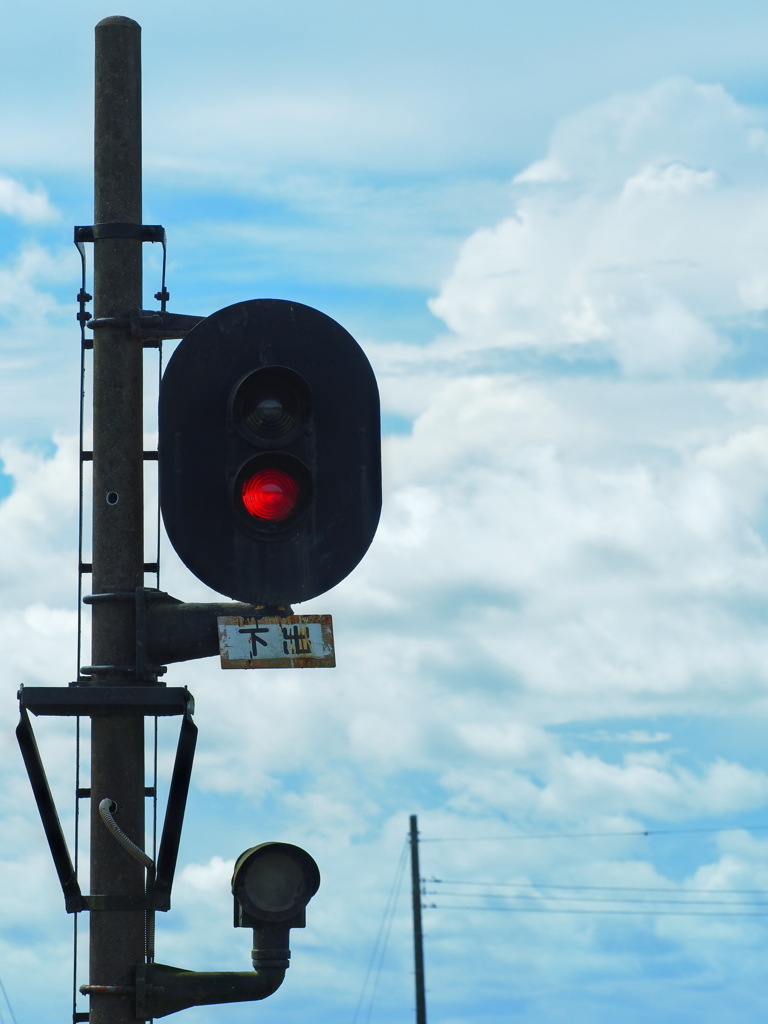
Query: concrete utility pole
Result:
<box><xmin>89</xmin><ymin>17</ymin><xmax>146</xmax><ymax>1024</ymax></box>
<box><xmin>410</xmin><ymin>814</ymin><xmax>427</xmax><ymax>1024</ymax></box>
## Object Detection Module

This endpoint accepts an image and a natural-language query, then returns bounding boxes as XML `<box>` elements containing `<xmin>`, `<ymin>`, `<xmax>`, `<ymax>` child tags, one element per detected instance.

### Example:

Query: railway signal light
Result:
<box><xmin>232</xmin><ymin>842</ymin><xmax>320</xmax><ymax>928</ymax></box>
<box><xmin>159</xmin><ymin>298</ymin><xmax>381</xmax><ymax>607</ymax></box>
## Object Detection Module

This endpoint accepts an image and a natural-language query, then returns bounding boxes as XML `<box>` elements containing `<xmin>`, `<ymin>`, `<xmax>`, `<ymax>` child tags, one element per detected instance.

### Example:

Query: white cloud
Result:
<box><xmin>0</xmin><ymin>437</ymin><xmax>79</xmax><ymax>610</ymax></box>
<box><xmin>0</xmin><ymin>175</ymin><xmax>57</xmax><ymax>223</ymax></box>
<box><xmin>513</xmin><ymin>157</ymin><xmax>570</xmax><ymax>185</ymax></box>
<box><xmin>428</xmin><ymin>79</ymin><xmax>768</xmax><ymax>375</ymax></box>
<box><xmin>178</xmin><ymin>854</ymin><xmax>234</xmax><ymax>893</ymax></box>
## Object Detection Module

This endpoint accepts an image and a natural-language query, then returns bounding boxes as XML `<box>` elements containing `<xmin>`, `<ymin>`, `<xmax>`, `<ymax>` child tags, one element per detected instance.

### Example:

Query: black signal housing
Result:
<box><xmin>159</xmin><ymin>298</ymin><xmax>381</xmax><ymax>606</ymax></box>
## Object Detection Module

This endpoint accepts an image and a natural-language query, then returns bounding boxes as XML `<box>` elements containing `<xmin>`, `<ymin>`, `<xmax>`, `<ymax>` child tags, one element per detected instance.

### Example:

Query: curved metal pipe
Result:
<box><xmin>135</xmin><ymin>923</ymin><xmax>291</xmax><ymax>1019</ymax></box>
<box><xmin>136</xmin><ymin>963</ymin><xmax>286</xmax><ymax>1019</ymax></box>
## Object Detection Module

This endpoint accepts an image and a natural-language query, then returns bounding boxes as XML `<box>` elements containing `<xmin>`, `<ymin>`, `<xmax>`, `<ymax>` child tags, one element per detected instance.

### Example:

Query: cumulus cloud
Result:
<box><xmin>0</xmin><ymin>175</ymin><xmax>57</xmax><ymax>223</ymax></box>
<box><xmin>0</xmin><ymin>436</ymin><xmax>79</xmax><ymax>610</ymax></box>
<box><xmin>428</xmin><ymin>79</ymin><xmax>768</xmax><ymax>376</ymax></box>
<box><xmin>0</xmin><ymin>241</ymin><xmax>80</xmax><ymax>441</ymax></box>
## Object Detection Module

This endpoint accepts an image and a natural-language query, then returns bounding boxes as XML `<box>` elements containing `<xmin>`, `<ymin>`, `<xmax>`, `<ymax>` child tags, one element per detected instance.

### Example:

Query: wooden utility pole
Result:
<box><xmin>410</xmin><ymin>814</ymin><xmax>427</xmax><ymax>1024</ymax></box>
<box><xmin>88</xmin><ymin>17</ymin><xmax>146</xmax><ymax>1024</ymax></box>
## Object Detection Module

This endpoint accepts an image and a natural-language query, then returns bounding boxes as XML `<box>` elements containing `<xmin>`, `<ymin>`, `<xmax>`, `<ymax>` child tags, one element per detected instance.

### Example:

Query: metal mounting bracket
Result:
<box><xmin>16</xmin><ymin>686</ymin><xmax>197</xmax><ymax>913</ymax></box>
<box><xmin>73</xmin><ymin>222</ymin><xmax>206</xmax><ymax>343</ymax></box>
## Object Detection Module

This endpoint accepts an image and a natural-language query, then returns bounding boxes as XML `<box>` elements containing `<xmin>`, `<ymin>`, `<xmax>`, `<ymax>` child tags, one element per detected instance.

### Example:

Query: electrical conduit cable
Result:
<box><xmin>99</xmin><ymin>798</ymin><xmax>153</xmax><ymax>867</ymax></box>
<box><xmin>98</xmin><ymin>798</ymin><xmax>155</xmax><ymax>960</ymax></box>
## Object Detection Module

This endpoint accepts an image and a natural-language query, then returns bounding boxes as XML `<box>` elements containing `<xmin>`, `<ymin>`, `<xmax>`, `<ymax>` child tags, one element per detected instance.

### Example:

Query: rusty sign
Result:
<box><xmin>217</xmin><ymin>615</ymin><xmax>335</xmax><ymax>669</ymax></box>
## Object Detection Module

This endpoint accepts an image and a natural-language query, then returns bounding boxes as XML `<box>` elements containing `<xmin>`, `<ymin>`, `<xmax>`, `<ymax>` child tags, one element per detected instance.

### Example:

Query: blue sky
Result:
<box><xmin>5</xmin><ymin>3</ymin><xmax>768</xmax><ymax>1023</ymax></box>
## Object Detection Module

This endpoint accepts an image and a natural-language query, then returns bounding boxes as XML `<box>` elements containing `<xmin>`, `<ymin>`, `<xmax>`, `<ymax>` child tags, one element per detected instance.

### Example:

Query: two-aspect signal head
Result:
<box><xmin>232</xmin><ymin>367</ymin><xmax>314</xmax><ymax>530</ymax></box>
<box><xmin>159</xmin><ymin>299</ymin><xmax>381</xmax><ymax>606</ymax></box>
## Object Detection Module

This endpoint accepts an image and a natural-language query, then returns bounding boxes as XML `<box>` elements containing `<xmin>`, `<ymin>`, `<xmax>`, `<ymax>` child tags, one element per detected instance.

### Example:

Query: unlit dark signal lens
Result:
<box><xmin>233</xmin><ymin>367</ymin><xmax>311</xmax><ymax>444</ymax></box>
<box><xmin>241</xmin><ymin>846</ymin><xmax>307</xmax><ymax>914</ymax></box>
<box><xmin>241</xmin><ymin>468</ymin><xmax>300</xmax><ymax>521</ymax></box>
<box><xmin>244</xmin><ymin>394</ymin><xmax>294</xmax><ymax>438</ymax></box>
<box><xmin>251</xmin><ymin>397</ymin><xmax>287</xmax><ymax>432</ymax></box>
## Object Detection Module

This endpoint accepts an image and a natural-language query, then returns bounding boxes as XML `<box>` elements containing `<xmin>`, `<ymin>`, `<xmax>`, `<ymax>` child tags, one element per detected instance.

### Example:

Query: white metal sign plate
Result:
<box><xmin>217</xmin><ymin>614</ymin><xmax>335</xmax><ymax>669</ymax></box>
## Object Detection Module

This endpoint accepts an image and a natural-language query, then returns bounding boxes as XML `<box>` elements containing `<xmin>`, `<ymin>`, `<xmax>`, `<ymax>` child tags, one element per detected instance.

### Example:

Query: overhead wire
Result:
<box><xmin>428</xmin><ymin>878</ymin><xmax>768</xmax><ymax>894</ymax></box>
<box><xmin>421</xmin><ymin>824</ymin><xmax>768</xmax><ymax>842</ymax></box>
<box><xmin>424</xmin><ymin>877</ymin><xmax>768</xmax><ymax>917</ymax></box>
<box><xmin>420</xmin><ymin>825</ymin><xmax>768</xmax><ymax>919</ymax></box>
<box><xmin>0</xmin><ymin>974</ymin><xmax>18</xmax><ymax>1024</ymax></box>
<box><xmin>429</xmin><ymin>904</ymin><xmax>768</xmax><ymax>917</ymax></box>
<box><xmin>426</xmin><ymin>889</ymin><xmax>768</xmax><ymax>907</ymax></box>
<box><xmin>352</xmin><ymin>840</ymin><xmax>409</xmax><ymax>1024</ymax></box>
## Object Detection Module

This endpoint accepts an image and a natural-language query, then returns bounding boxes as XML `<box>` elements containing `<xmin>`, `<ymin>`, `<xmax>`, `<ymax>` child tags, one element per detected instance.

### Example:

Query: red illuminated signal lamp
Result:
<box><xmin>241</xmin><ymin>468</ymin><xmax>300</xmax><ymax>521</ymax></box>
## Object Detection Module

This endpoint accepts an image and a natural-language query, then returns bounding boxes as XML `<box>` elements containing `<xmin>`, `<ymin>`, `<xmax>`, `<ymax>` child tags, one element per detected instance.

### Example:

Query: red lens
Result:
<box><xmin>241</xmin><ymin>468</ymin><xmax>300</xmax><ymax>521</ymax></box>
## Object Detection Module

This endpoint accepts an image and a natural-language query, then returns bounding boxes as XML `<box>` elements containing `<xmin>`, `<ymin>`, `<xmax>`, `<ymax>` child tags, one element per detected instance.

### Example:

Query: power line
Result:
<box><xmin>352</xmin><ymin>840</ymin><xmax>409</xmax><ymax>1024</ymax></box>
<box><xmin>427</xmin><ymin>904</ymin><xmax>768</xmax><ymax>917</ymax></box>
<box><xmin>428</xmin><ymin>878</ymin><xmax>768</xmax><ymax>896</ymax></box>
<box><xmin>424</xmin><ymin>877</ymin><xmax>768</xmax><ymax>914</ymax></box>
<box><xmin>421</xmin><ymin>825</ymin><xmax>768</xmax><ymax>843</ymax></box>
<box><xmin>425</xmin><ymin>889</ymin><xmax>768</xmax><ymax>907</ymax></box>
<box><xmin>0</xmin><ymin>976</ymin><xmax>18</xmax><ymax>1024</ymax></box>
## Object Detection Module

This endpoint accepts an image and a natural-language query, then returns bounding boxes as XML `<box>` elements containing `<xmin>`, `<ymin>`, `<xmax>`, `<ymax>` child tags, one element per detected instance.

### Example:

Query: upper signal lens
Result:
<box><xmin>233</xmin><ymin>367</ymin><xmax>311</xmax><ymax>445</ymax></box>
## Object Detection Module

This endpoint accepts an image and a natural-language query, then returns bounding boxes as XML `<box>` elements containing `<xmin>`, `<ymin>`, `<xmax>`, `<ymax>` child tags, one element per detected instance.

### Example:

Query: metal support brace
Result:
<box><xmin>16</xmin><ymin>708</ymin><xmax>84</xmax><ymax>912</ymax></box>
<box><xmin>17</xmin><ymin>686</ymin><xmax>196</xmax><ymax>914</ymax></box>
<box><xmin>154</xmin><ymin>707</ymin><xmax>197</xmax><ymax>910</ymax></box>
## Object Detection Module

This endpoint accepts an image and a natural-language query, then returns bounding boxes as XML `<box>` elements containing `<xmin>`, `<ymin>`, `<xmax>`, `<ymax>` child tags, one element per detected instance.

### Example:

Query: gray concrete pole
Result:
<box><xmin>89</xmin><ymin>16</ymin><xmax>146</xmax><ymax>1024</ymax></box>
